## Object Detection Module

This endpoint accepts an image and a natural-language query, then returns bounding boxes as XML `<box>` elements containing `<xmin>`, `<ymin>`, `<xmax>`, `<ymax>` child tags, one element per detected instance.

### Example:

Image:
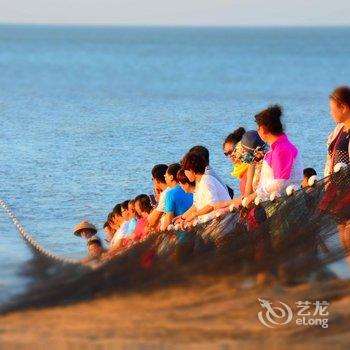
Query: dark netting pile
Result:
<box><xmin>1</xmin><ymin>165</ymin><xmax>349</xmax><ymax>313</ymax></box>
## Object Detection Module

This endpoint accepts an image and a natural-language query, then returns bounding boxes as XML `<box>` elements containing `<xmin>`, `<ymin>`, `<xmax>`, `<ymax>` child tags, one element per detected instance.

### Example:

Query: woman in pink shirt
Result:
<box><xmin>246</xmin><ymin>105</ymin><xmax>303</xmax><ymax>204</ymax></box>
<box><xmin>243</xmin><ymin>105</ymin><xmax>303</xmax><ymax>284</ymax></box>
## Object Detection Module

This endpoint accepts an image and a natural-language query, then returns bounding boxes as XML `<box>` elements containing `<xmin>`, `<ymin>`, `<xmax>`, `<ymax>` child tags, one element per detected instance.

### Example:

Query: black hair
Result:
<box><xmin>121</xmin><ymin>200</ymin><xmax>130</xmax><ymax>210</ymax></box>
<box><xmin>176</xmin><ymin>168</ymin><xmax>195</xmax><ymax>187</ymax></box>
<box><xmin>112</xmin><ymin>204</ymin><xmax>122</xmax><ymax>217</ymax></box>
<box><xmin>135</xmin><ymin>194</ymin><xmax>149</xmax><ymax>203</ymax></box>
<box><xmin>255</xmin><ymin>105</ymin><xmax>284</xmax><ymax>135</ymax></box>
<box><xmin>181</xmin><ymin>152</ymin><xmax>207</xmax><ymax>175</ymax></box>
<box><xmin>107</xmin><ymin>212</ymin><xmax>114</xmax><ymax>223</ymax></box>
<box><xmin>135</xmin><ymin>194</ymin><xmax>153</xmax><ymax>214</ymax></box>
<box><xmin>151</xmin><ymin>164</ymin><xmax>168</xmax><ymax>184</ymax></box>
<box><xmin>223</xmin><ymin>127</ymin><xmax>246</xmax><ymax>147</ymax></box>
<box><xmin>88</xmin><ymin>238</ymin><xmax>102</xmax><ymax>246</ymax></box>
<box><xmin>103</xmin><ymin>221</ymin><xmax>110</xmax><ymax>229</ymax></box>
<box><xmin>330</xmin><ymin>86</ymin><xmax>350</xmax><ymax>107</ymax></box>
<box><xmin>303</xmin><ymin>168</ymin><xmax>317</xmax><ymax>179</ymax></box>
<box><xmin>166</xmin><ymin>163</ymin><xmax>181</xmax><ymax>181</ymax></box>
<box><xmin>188</xmin><ymin>145</ymin><xmax>210</xmax><ymax>165</ymax></box>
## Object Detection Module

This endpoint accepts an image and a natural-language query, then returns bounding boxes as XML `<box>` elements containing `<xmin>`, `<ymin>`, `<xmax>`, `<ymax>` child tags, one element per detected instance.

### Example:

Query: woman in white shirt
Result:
<box><xmin>180</xmin><ymin>152</ymin><xmax>230</xmax><ymax>222</ymax></box>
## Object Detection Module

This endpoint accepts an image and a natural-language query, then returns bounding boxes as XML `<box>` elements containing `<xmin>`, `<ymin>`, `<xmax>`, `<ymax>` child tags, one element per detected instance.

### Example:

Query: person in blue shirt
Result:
<box><xmin>161</xmin><ymin>163</ymin><xmax>193</xmax><ymax>230</ymax></box>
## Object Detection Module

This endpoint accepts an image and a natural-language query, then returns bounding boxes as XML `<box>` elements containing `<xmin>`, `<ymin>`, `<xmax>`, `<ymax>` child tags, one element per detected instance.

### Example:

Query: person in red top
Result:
<box><xmin>133</xmin><ymin>194</ymin><xmax>153</xmax><ymax>241</ymax></box>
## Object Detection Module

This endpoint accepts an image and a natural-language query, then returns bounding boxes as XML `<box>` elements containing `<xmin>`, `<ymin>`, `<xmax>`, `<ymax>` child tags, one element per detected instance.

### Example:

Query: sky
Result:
<box><xmin>0</xmin><ymin>0</ymin><xmax>349</xmax><ymax>26</ymax></box>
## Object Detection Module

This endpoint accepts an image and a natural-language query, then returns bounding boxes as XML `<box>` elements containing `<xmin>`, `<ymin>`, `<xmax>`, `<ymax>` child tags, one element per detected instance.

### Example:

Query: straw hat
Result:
<box><xmin>73</xmin><ymin>220</ymin><xmax>97</xmax><ymax>236</ymax></box>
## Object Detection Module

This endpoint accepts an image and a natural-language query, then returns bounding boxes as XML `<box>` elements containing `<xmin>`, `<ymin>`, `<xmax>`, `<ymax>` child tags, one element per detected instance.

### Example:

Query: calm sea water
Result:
<box><xmin>0</xmin><ymin>25</ymin><xmax>350</xmax><ymax>304</ymax></box>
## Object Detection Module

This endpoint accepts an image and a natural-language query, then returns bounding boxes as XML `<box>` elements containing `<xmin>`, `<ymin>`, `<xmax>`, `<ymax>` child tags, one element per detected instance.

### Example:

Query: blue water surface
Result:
<box><xmin>0</xmin><ymin>25</ymin><xmax>350</xmax><ymax>303</ymax></box>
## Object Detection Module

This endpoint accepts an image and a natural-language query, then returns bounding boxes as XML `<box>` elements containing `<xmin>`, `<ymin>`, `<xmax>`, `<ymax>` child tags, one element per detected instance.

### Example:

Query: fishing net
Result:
<box><xmin>1</xmin><ymin>165</ymin><xmax>349</xmax><ymax>313</ymax></box>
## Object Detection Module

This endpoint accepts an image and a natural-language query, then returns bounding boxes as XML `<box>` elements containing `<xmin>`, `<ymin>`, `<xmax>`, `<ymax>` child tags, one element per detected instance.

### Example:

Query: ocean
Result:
<box><xmin>0</xmin><ymin>25</ymin><xmax>349</xmax><ymax>304</ymax></box>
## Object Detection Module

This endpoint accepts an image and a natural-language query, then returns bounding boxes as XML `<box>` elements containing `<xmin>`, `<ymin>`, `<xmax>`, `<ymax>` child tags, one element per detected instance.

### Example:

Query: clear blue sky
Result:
<box><xmin>0</xmin><ymin>0</ymin><xmax>349</xmax><ymax>26</ymax></box>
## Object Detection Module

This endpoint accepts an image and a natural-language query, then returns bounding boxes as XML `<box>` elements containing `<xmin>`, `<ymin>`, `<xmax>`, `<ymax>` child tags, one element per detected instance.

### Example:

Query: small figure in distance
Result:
<box><xmin>73</xmin><ymin>220</ymin><xmax>97</xmax><ymax>240</ymax></box>
<box><xmin>301</xmin><ymin>168</ymin><xmax>317</xmax><ymax>188</ymax></box>
<box><xmin>87</xmin><ymin>235</ymin><xmax>106</xmax><ymax>259</ymax></box>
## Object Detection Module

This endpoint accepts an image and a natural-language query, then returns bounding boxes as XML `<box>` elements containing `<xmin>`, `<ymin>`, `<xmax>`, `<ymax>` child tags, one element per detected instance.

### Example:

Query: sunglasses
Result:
<box><xmin>224</xmin><ymin>148</ymin><xmax>235</xmax><ymax>157</ymax></box>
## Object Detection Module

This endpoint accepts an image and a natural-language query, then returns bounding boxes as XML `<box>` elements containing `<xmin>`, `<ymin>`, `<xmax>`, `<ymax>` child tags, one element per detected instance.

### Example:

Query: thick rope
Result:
<box><xmin>0</xmin><ymin>199</ymin><xmax>81</xmax><ymax>265</ymax></box>
<box><xmin>1</xmin><ymin>165</ymin><xmax>348</xmax><ymax>268</ymax></box>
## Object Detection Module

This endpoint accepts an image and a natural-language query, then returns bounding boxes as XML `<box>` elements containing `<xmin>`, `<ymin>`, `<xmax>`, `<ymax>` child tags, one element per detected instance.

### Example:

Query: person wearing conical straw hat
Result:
<box><xmin>73</xmin><ymin>220</ymin><xmax>97</xmax><ymax>239</ymax></box>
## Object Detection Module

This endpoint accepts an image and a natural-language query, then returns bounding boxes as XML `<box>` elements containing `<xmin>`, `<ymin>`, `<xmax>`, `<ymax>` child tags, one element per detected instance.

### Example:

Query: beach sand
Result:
<box><xmin>0</xmin><ymin>276</ymin><xmax>350</xmax><ymax>350</ymax></box>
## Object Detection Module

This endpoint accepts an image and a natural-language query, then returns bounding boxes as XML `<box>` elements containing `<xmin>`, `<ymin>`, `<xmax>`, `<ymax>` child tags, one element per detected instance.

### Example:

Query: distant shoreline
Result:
<box><xmin>0</xmin><ymin>22</ymin><xmax>349</xmax><ymax>29</ymax></box>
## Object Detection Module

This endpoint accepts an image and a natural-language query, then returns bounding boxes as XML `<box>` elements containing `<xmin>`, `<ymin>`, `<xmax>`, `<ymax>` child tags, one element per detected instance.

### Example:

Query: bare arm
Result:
<box><xmin>213</xmin><ymin>196</ymin><xmax>243</xmax><ymax>210</ymax></box>
<box><xmin>173</xmin><ymin>204</ymin><xmax>196</xmax><ymax>224</ymax></box>
<box><xmin>195</xmin><ymin>204</ymin><xmax>214</xmax><ymax>217</ymax></box>
<box><xmin>161</xmin><ymin>212</ymin><xmax>174</xmax><ymax>231</ymax></box>
<box><xmin>185</xmin><ymin>204</ymin><xmax>214</xmax><ymax>222</ymax></box>
<box><xmin>147</xmin><ymin>209</ymin><xmax>163</xmax><ymax>227</ymax></box>
<box><xmin>244</xmin><ymin>164</ymin><xmax>255</xmax><ymax>197</ymax></box>
<box><xmin>213</xmin><ymin>199</ymin><xmax>235</xmax><ymax>210</ymax></box>
<box><xmin>244</xmin><ymin>192</ymin><xmax>257</xmax><ymax>206</ymax></box>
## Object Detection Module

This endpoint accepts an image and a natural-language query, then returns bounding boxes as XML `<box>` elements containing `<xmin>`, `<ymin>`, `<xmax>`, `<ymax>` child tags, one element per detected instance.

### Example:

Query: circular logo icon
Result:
<box><xmin>258</xmin><ymin>298</ymin><xmax>293</xmax><ymax>328</ymax></box>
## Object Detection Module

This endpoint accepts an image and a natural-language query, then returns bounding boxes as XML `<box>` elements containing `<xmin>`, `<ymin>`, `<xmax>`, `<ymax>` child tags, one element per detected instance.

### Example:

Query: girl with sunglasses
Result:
<box><xmin>222</xmin><ymin>127</ymin><xmax>247</xmax><ymax>195</ymax></box>
<box><xmin>215</xmin><ymin>130</ymin><xmax>269</xmax><ymax>210</ymax></box>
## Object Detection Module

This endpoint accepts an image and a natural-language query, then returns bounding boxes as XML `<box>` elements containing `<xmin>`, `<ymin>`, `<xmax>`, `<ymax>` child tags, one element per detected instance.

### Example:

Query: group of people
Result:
<box><xmin>73</xmin><ymin>86</ymin><xmax>350</xmax><ymax>264</ymax></box>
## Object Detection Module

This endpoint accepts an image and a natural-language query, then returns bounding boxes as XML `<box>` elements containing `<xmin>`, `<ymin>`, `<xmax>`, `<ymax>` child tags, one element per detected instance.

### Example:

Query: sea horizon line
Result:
<box><xmin>0</xmin><ymin>22</ymin><xmax>349</xmax><ymax>29</ymax></box>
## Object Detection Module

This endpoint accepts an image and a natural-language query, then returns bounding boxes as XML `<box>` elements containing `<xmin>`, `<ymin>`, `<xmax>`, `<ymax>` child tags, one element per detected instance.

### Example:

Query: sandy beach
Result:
<box><xmin>1</xmin><ymin>275</ymin><xmax>350</xmax><ymax>350</ymax></box>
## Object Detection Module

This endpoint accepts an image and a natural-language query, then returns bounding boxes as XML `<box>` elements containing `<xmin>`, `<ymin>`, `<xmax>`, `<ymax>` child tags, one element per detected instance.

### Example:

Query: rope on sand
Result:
<box><xmin>0</xmin><ymin>199</ymin><xmax>81</xmax><ymax>265</ymax></box>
